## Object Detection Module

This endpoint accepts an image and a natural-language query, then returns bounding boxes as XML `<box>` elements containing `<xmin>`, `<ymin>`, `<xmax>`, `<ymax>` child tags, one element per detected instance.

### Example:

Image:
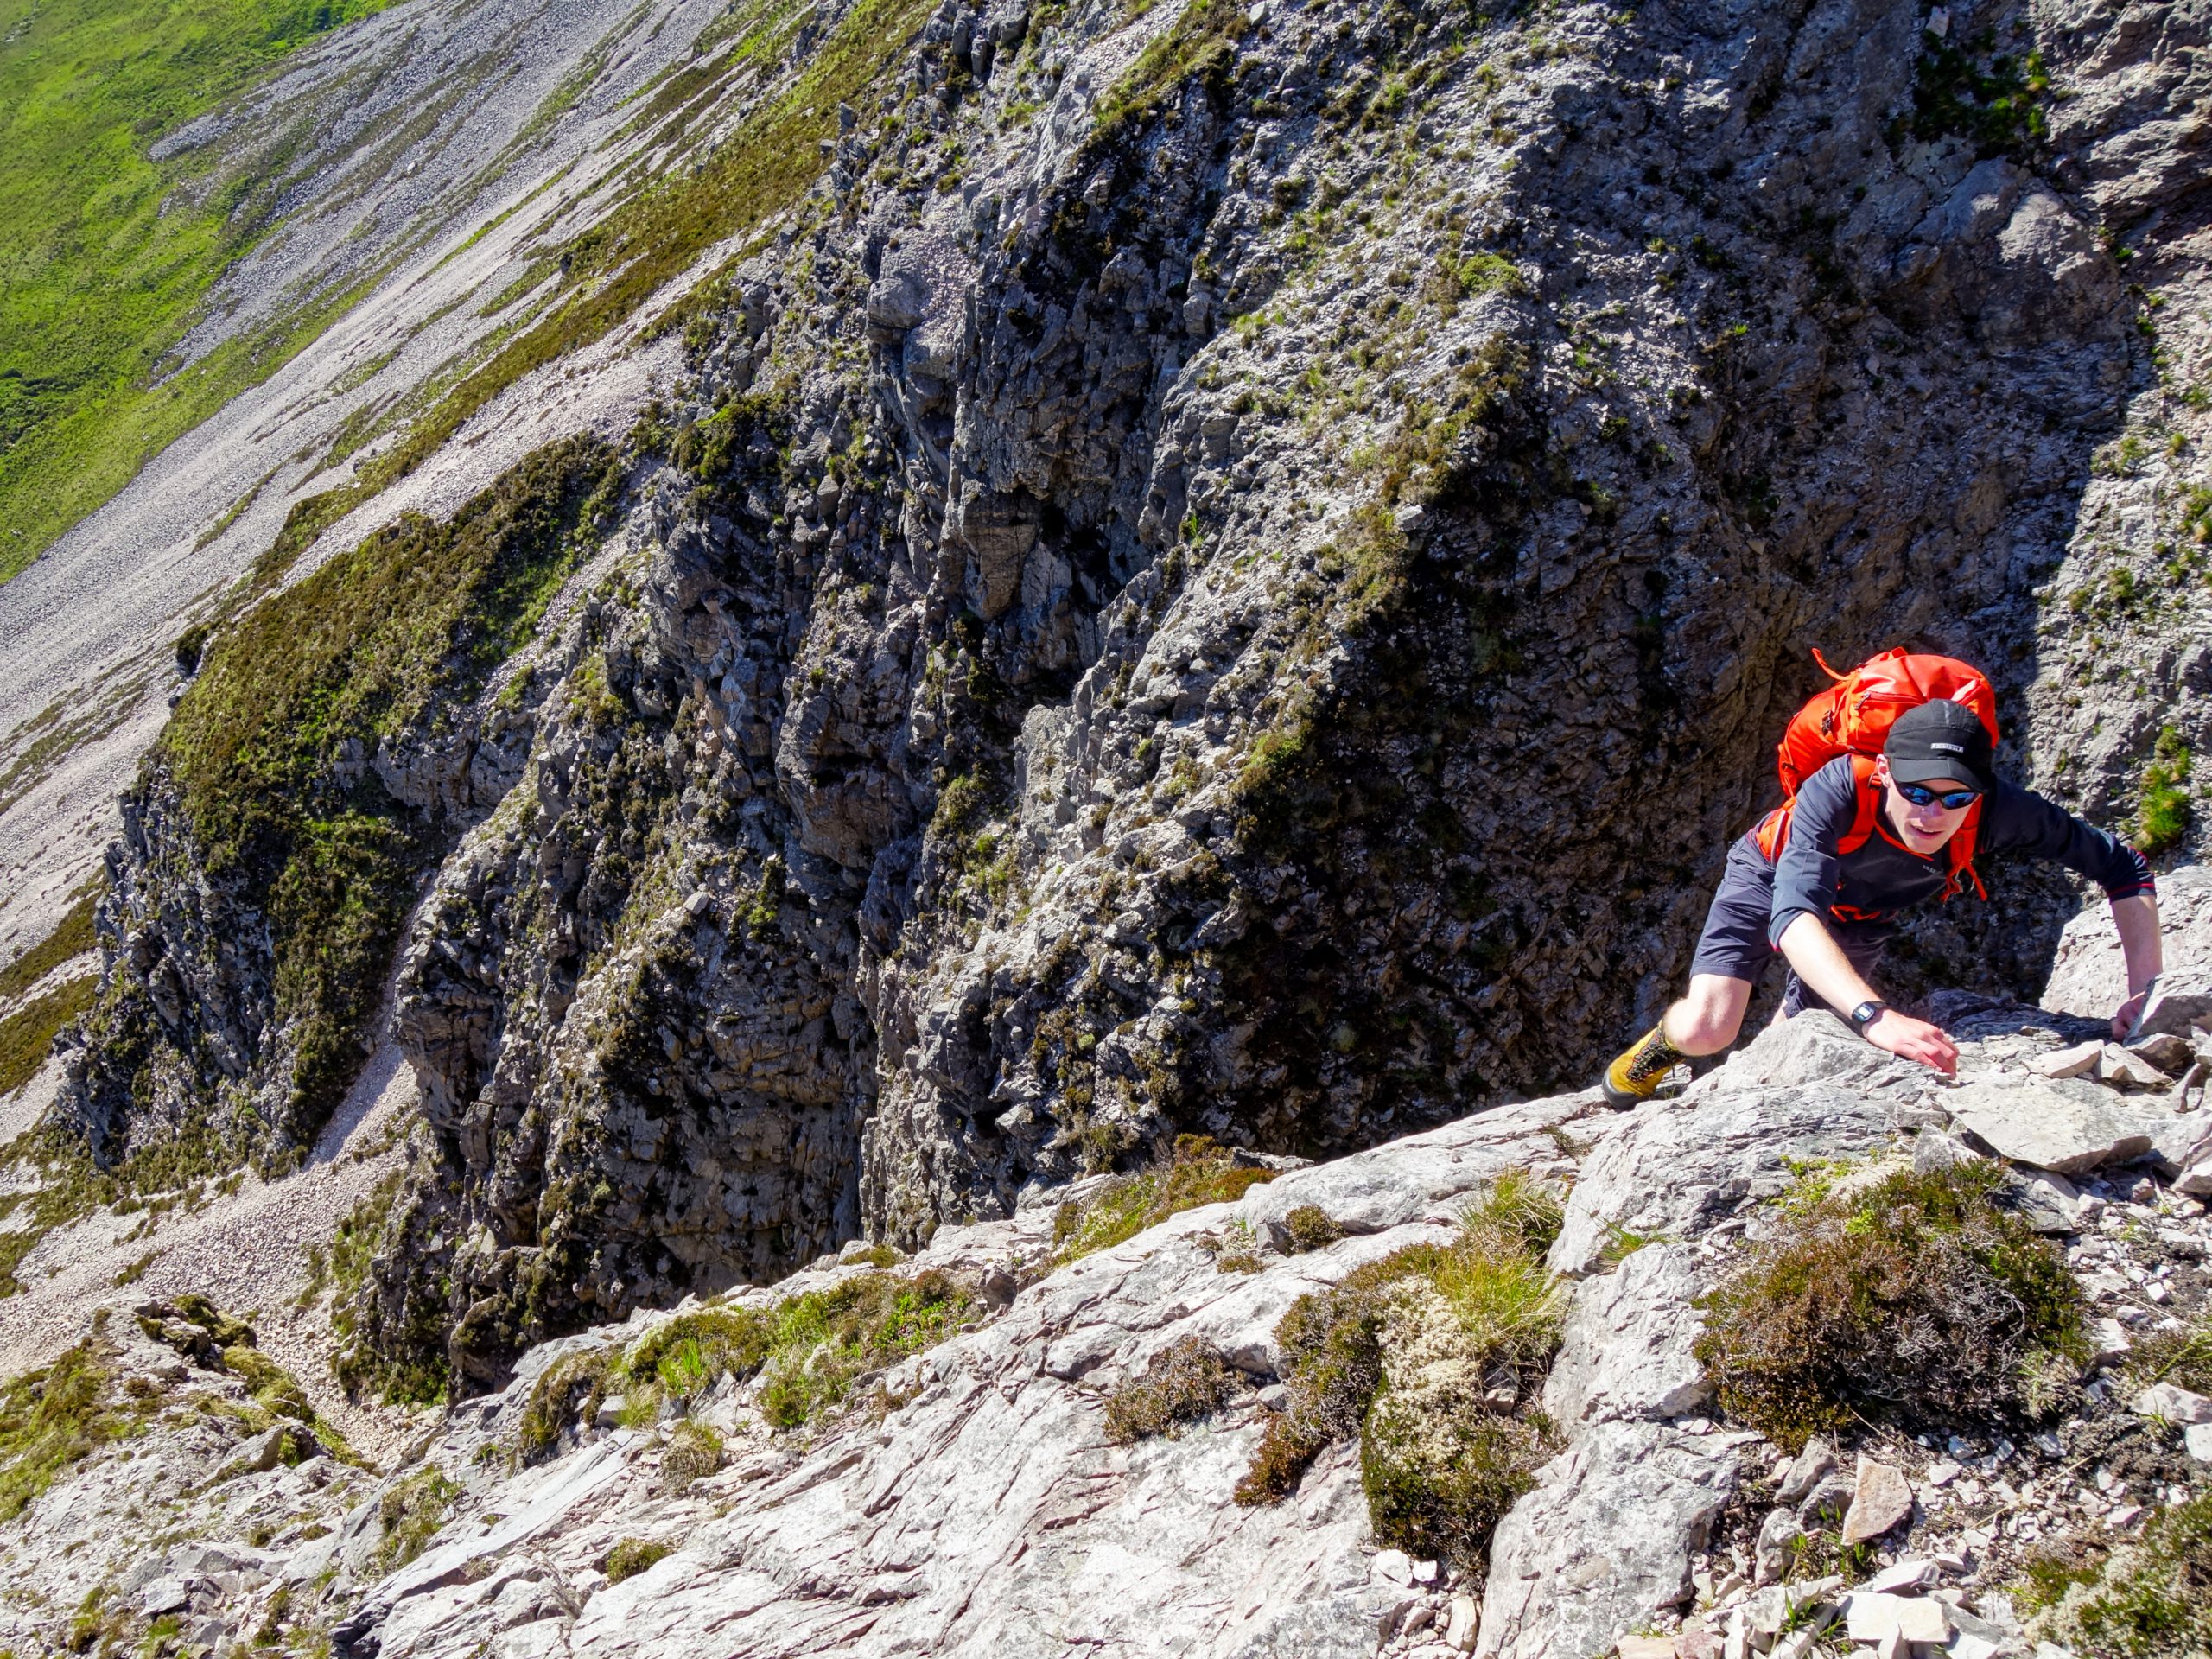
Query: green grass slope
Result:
<box><xmin>0</xmin><ymin>0</ymin><xmax>403</xmax><ymax>583</ymax></box>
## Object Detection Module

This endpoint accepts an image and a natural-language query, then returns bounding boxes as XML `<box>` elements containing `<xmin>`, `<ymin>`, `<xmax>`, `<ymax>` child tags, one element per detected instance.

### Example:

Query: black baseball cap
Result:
<box><xmin>1885</xmin><ymin>699</ymin><xmax>1994</xmax><ymax>792</ymax></box>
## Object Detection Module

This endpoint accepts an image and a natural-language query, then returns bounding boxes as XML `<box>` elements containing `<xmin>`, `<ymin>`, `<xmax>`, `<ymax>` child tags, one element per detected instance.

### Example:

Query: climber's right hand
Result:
<box><xmin>1864</xmin><ymin>1007</ymin><xmax>1958</xmax><ymax>1076</ymax></box>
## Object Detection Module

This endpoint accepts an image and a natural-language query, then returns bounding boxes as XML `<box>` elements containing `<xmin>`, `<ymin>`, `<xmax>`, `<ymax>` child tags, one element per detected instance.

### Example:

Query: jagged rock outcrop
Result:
<box><xmin>45</xmin><ymin>0</ymin><xmax>2212</xmax><ymax>1390</ymax></box>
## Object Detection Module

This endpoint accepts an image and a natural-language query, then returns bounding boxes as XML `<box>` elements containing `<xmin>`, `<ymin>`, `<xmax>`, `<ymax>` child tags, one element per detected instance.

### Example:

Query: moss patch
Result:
<box><xmin>602</xmin><ymin>1538</ymin><xmax>673</xmax><ymax>1584</ymax></box>
<box><xmin>519</xmin><ymin>1268</ymin><xmax>976</xmax><ymax>1457</ymax></box>
<box><xmin>2019</xmin><ymin>1488</ymin><xmax>2212</xmax><ymax>1657</ymax></box>
<box><xmin>0</xmin><ymin>1338</ymin><xmax>138</xmax><ymax>1523</ymax></box>
<box><xmin>2124</xmin><ymin>1313</ymin><xmax>2212</xmax><ymax>1398</ymax></box>
<box><xmin>1236</xmin><ymin>1173</ymin><xmax>1565</xmax><ymax>1567</ymax></box>
<box><xmin>1693</xmin><ymin>1161</ymin><xmax>2087</xmax><ymax>1450</ymax></box>
<box><xmin>2138</xmin><ymin>726</ymin><xmax>2191</xmax><ymax>855</ymax></box>
<box><xmin>1052</xmin><ymin>1135</ymin><xmax>1279</xmax><ymax>1263</ymax></box>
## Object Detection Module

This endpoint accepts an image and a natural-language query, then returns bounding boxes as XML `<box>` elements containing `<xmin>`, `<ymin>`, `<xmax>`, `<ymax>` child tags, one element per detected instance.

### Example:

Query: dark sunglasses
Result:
<box><xmin>1895</xmin><ymin>781</ymin><xmax>1980</xmax><ymax>810</ymax></box>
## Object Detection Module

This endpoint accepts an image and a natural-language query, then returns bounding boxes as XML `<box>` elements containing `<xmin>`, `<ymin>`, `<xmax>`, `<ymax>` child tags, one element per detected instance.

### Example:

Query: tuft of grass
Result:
<box><xmin>1103</xmin><ymin>1338</ymin><xmax>1239</xmax><ymax>1444</ymax></box>
<box><xmin>2020</xmin><ymin>1488</ymin><xmax>2212</xmax><ymax>1656</ymax></box>
<box><xmin>518</xmin><ymin>1269</ymin><xmax>976</xmax><ymax>1456</ymax></box>
<box><xmin>518</xmin><ymin>1350</ymin><xmax>616</xmax><ymax>1461</ymax></box>
<box><xmin>602</xmin><ymin>1538</ymin><xmax>672</xmax><ymax>1584</ymax></box>
<box><xmin>1052</xmin><ymin>1135</ymin><xmax>1280</xmax><ymax>1264</ymax></box>
<box><xmin>659</xmin><ymin>1420</ymin><xmax>724</xmax><ymax>1491</ymax></box>
<box><xmin>1235</xmin><ymin>1174</ymin><xmax>1566</xmax><ymax>1570</ymax></box>
<box><xmin>2139</xmin><ymin>726</ymin><xmax>2192</xmax><ymax>855</ymax></box>
<box><xmin>1281</xmin><ymin>1205</ymin><xmax>1344</xmax><ymax>1254</ymax></box>
<box><xmin>754</xmin><ymin>1270</ymin><xmax>972</xmax><ymax>1428</ymax></box>
<box><xmin>0</xmin><ymin>1338</ymin><xmax>139</xmax><ymax>1523</ymax></box>
<box><xmin>1693</xmin><ymin>1161</ymin><xmax>2087</xmax><ymax>1450</ymax></box>
<box><xmin>369</xmin><ymin>1467</ymin><xmax>462</xmax><ymax>1575</ymax></box>
<box><xmin>2123</xmin><ymin>1313</ymin><xmax>2212</xmax><ymax>1397</ymax></box>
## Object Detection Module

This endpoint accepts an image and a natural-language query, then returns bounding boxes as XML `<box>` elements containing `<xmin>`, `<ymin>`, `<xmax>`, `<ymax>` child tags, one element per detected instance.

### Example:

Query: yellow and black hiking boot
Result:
<box><xmin>1601</xmin><ymin>1024</ymin><xmax>1686</xmax><ymax>1110</ymax></box>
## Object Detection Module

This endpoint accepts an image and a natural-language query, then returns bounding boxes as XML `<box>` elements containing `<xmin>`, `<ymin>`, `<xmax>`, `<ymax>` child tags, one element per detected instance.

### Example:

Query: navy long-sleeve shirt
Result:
<box><xmin>1768</xmin><ymin>756</ymin><xmax>2155</xmax><ymax>947</ymax></box>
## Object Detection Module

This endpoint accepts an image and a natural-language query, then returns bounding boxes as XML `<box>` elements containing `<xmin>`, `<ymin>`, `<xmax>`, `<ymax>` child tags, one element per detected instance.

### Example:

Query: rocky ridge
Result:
<box><xmin>3</xmin><ymin>887</ymin><xmax>2209</xmax><ymax>1658</ymax></box>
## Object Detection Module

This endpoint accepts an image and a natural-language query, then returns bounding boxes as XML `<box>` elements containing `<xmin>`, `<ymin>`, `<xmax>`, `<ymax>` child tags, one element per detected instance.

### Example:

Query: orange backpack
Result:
<box><xmin>1751</xmin><ymin>647</ymin><xmax>1999</xmax><ymax>903</ymax></box>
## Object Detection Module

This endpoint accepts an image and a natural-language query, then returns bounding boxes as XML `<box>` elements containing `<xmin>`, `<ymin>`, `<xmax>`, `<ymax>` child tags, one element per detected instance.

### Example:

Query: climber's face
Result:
<box><xmin>1875</xmin><ymin>756</ymin><xmax>1977</xmax><ymax>856</ymax></box>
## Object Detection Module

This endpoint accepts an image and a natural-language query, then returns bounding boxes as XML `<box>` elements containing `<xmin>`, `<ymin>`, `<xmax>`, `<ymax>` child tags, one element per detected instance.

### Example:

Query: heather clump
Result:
<box><xmin>1694</xmin><ymin>1160</ymin><xmax>2088</xmax><ymax>1449</ymax></box>
<box><xmin>1103</xmin><ymin>1338</ymin><xmax>1242</xmax><ymax>1444</ymax></box>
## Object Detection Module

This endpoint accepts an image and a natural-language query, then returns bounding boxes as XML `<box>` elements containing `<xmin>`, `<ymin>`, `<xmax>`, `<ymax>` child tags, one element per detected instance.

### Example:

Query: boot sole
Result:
<box><xmin>1599</xmin><ymin>1077</ymin><xmax>1650</xmax><ymax>1112</ymax></box>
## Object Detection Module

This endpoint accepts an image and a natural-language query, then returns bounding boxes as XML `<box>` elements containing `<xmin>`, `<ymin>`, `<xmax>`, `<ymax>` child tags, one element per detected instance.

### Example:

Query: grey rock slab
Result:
<box><xmin>1694</xmin><ymin>1011</ymin><xmax>1922</xmax><ymax>1098</ymax></box>
<box><xmin>2029</xmin><ymin>1040</ymin><xmax>2104</xmax><ymax>1080</ymax></box>
<box><xmin>342</xmin><ymin>1434</ymin><xmax>640</xmax><ymax>1643</ymax></box>
<box><xmin>2133</xmin><ymin>1382</ymin><xmax>2212</xmax><ymax>1425</ymax></box>
<box><xmin>1840</xmin><ymin>1456</ymin><xmax>1915</xmax><ymax>1545</ymax></box>
<box><xmin>1944</xmin><ymin>1079</ymin><xmax>2174</xmax><ymax>1174</ymax></box>
<box><xmin>1550</xmin><ymin>1073</ymin><xmax>1896</xmax><ymax>1277</ymax></box>
<box><xmin>1776</xmin><ymin>1437</ymin><xmax>1837</xmax><ymax>1505</ymax></box>
<box><xmin>2046</xmin><ymin>868</ymin><xmax>2212</xmax><ymax>1017</ymax></box>
<box><xmin>2152</xmin><ymin>1109</ymin><xmax>2212</xmax><ymax>1171</ymax></box>
<box><xmin>1476</xmin><ymin>1422</ymin><xmax>1749</xmax><ymax>1659</ymax></box>
<box><xmin>1542</xmin><ymin>1243</ymin><xmax>1709</xmax><ymax>1427</ymax></box>
<box><xmin>1232</xmin><ymin>1093</ymin><xmax>1612</xmax><ymax>1238</ymax></box>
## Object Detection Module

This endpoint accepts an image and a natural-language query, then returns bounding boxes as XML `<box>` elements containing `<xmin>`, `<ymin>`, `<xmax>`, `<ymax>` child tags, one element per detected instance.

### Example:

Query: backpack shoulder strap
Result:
<box><xmin>1943</xmin><ymin>801</ymin><xmax>1988</xmax><ymax>901</ymax></box>
<box><xmin>1835</xmin><ymin>756</ymin><xmax>1883</xmax><ymax>855</ymax></box>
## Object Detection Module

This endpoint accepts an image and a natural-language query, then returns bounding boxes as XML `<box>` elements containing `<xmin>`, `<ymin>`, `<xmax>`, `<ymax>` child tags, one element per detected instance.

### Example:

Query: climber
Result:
<box><xmin>1600</xmin><ymin>683</ymin><xmax>2164</xmax><ymax>1110</ymax></box>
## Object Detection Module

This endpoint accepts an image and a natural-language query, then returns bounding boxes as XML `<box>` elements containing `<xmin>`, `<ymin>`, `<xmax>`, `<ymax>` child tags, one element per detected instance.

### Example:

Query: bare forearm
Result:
<box><xmin>2113</xmin><ymin>893</ymin><xmax>2163</xmax><ymax>997</ymax></box>
<box><xmin>1777</xmin><ymin>912</ymin><xmax>1879</xmax><ymax>1014</ymax></box>
<box><xmin>1777</xmin><ymin>911</ymin><xmax>1959</xmax><ymax>1071</ymax></box>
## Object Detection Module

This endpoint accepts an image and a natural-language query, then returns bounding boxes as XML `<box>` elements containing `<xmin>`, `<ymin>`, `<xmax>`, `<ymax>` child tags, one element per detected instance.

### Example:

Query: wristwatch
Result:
<box><xmin>1848</xmin><ymin>1000</ymin><xmax>1888</xmax><ymax>1034</ymax></box>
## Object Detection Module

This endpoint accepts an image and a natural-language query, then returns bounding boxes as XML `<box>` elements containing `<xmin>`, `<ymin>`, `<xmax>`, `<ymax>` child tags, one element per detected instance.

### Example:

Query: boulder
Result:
<box><xmin>1942</xmin><ymin>1080</ymin><xmax>2171</xmax><ymax>1174</ymax></box>
<box><xmin>1476</xmin><ymin>1423</ymin><xmax>1748</xmax><ymax>1659</ymax></box>
<box><xmin>1543</xmin><ymin>1244</ymin><xmax>1709</xmax><ymax>1427</ymax></box>
<box><xmin>1551</xmin><ymin>1063</ymin><xmax>1895</xmax><ymax>1277</ymax></box>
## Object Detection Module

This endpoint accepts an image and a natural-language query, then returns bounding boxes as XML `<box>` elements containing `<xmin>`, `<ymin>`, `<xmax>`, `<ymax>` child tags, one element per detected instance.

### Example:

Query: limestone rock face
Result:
<box><xmin>43</xmin><ymin>0</ymin><xmax>2212</xmax><ymax>1395</ymax></box>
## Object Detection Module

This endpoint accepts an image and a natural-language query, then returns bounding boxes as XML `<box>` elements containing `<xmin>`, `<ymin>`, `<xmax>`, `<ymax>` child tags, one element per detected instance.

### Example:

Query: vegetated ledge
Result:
<box><xmin>49</xmin><ymin>432</ymin><xmax>631</xmax><ymax>1189</ymax></box>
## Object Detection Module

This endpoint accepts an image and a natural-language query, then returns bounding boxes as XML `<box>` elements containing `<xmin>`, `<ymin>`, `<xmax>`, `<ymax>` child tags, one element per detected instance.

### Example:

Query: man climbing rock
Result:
<box><xmin>1602</xmin><ymin>685</ymin><xmax>2163</xmax><ymax>1109</ymax></box>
